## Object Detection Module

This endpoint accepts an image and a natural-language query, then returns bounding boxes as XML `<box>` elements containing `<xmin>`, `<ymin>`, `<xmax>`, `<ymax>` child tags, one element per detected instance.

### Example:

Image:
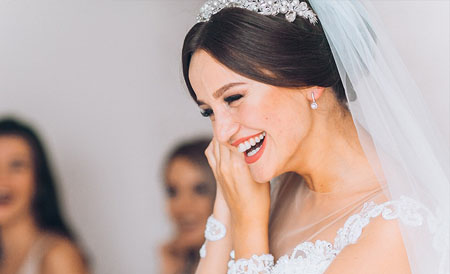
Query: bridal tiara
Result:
<box><xmin>197</xmin><ymin>0</ymin><xmax>318</xmax><ymax>24</ymax></box>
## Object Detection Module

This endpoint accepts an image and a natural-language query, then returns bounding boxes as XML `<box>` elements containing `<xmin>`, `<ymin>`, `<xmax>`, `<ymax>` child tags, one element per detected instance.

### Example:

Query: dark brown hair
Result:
<box><xmin>164</xmin><ymin>137</ymin><xmax>212</xmax><ymax>175</ymax></box>
<box><xmin>182</xmin><ymin>6</ymin><xmax>346</xmax><ymax>104</ymax></box>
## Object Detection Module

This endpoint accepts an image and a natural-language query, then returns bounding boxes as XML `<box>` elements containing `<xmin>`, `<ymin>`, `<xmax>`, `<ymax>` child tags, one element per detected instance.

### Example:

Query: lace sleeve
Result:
<box><xmin>227</xmin><ymin>251</ymin><xmax>274</xmax><ymax>274</ymax></box>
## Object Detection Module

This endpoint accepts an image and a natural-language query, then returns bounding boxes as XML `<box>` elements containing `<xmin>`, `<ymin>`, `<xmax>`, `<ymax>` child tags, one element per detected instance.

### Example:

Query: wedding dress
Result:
<box><xmin>228</xmin><ymin>173</ymin><xmax>437</xmax><ymax>274</ymax></box>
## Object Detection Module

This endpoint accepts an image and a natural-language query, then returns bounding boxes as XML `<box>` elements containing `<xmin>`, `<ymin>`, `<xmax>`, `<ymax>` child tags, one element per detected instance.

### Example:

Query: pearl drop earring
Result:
<box><xmin>311</xmin><ymin>92</ymin><xmax>318</xmax><ymax>110</ymax></box>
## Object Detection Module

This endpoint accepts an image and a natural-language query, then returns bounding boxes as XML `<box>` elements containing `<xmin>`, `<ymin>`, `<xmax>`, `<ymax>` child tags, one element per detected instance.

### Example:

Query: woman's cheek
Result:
<box><xmin>197</xmin><ymin>195</ymin><xmax>213</xmax><ymax>216</ymax></box>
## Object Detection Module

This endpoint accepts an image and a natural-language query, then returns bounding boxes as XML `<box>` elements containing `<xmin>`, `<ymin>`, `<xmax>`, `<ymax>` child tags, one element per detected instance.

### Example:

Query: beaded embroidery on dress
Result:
<box><xmin>228</xmin><ymin>195</ymin><xmax>437</xmax><ymax>274</ymax></box>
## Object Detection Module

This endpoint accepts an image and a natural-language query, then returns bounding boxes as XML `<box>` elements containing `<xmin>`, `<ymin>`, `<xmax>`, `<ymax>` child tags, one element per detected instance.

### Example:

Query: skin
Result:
<box><xmin>161</xmin><ymin>156</ymin><xmax>214</xmax><ymax>274</ymax></box>
<box><xmin>189</xmin><ymin>50</ymin><xmax>410</xmax><ymax>273</ymax></box>
<box><xmin>0</xmin><ymin>136</ymin><xmax>88</xmax><ymax>274</ymax></box>
<box><xmin>0</xmin><ymin>136</ymin><xmax>35</xmax><ymax>229</ymax></box>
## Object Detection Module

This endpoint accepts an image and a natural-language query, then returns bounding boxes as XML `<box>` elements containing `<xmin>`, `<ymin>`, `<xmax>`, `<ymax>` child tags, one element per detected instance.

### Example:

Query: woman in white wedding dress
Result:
<box><xmin>180</xmin><ymin>1</ymin><xmax>449</xmax><ymax>273</ymax></box>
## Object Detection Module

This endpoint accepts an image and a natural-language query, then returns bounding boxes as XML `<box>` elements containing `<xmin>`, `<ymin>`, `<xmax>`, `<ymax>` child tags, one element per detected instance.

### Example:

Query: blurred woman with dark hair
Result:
<box><xmin>160</xmin><ymin>138</ymin><xmax>216</xmax><ymax>274</ymax></box>
<box><xmin>0</xmin><ymin>118</ymin><xmax>88</xmax><ymax>274</ymax></box>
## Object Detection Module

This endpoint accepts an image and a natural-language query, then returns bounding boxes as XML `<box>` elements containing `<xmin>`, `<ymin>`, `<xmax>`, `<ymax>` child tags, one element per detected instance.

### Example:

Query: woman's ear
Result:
<box><xmin>307</xmin><ymin>87</ymin><xmax>325</xmax><ymax>102</ymax></box>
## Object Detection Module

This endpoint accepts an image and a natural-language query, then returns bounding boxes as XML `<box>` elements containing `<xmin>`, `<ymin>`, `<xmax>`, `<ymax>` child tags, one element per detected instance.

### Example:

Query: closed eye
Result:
<box><xmin>199</xmin><ymin>94</ymin><xmax>243</xmax><ymax>118</ymax></box>
<box><xmin>224</xmin><ymin>94</ymin><xmax>243</xmax><ymax>104</ymax></box>
<box><xmin>200</xmin><ymin>108</ymin><xmax>213</xmax><ymax>117</ymax></box>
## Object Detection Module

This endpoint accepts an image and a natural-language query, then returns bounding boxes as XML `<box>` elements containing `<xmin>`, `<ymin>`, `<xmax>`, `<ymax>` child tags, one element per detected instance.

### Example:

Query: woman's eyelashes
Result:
<box><xmin>224</xmin><ymin>94</ymin><xmax>243</xmax><ymax>104</ymax></box>
<box><xmin>200</xmin><ymin>94</ymin><xmax>244</xmax><ymax>118</ymax></box>
<box><xmin>200</xmin><ymin>108</ymin><xmax>213</xmax><ymax>117</ymax></box>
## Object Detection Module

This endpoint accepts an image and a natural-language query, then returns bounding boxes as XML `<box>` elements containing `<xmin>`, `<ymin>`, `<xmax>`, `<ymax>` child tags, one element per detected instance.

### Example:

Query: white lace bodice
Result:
<box><xmin>228</xmin><ymin>196</ymin><xmax>431</xmax><ymax>274</ymax></box>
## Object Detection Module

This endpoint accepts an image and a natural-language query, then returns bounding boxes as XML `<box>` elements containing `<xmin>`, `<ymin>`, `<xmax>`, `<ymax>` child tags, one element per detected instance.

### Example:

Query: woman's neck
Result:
<box><xmin>293</xmin><ymin>107</ymin><xmax>381</xmax><ymax>194</ymax></box>
<box><xmin>1</xmin><ymin>214</ymin><xmax>40</xmax><ymax>259</ymax></box>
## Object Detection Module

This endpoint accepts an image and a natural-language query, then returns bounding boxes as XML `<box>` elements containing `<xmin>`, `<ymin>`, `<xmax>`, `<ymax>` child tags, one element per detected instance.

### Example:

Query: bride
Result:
<box><xmin>181</xmin><ymin>0</ymin><xmax>449</xmax><ymax>273</ymax></box>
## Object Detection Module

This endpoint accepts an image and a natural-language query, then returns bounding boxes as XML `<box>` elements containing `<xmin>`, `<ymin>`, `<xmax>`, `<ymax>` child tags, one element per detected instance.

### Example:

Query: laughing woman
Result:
<box><xmin>181</xmin><ymin>1</ymin><xmax>449</xmax><ymax>274</ymax></box>
<box><xmin>0</xmin><ymin>118</ymin><xmax>89</xmax><ymax>274</ymax></box>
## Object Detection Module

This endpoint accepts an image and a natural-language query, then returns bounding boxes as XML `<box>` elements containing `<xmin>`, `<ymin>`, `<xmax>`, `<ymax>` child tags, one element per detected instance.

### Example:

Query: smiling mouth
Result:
<box><xmin>237</xmin><ymin>132</ymin><xmax>265</xmax><ymax>155</ymax></box>
<box><xmin>234</xmin><ymin>132</ymin><xmax>266</xmax><ymax>164</ymax></box>
<box><xmin>0</xmin><ymin>192</ymin><xmax>12</xmax><ymax>206</ymax></box>
<box><xmin>178</xmin><ymin>219</ymin><xmax>201</xmax><ymax>232</ymax></box>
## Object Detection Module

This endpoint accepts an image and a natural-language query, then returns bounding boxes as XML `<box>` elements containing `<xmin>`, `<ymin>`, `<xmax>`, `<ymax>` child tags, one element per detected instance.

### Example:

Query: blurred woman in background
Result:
<box><xmin>160</xmin><ymin>138</ymin><xmax>215</xmax><ymax>274</ymax></box>
<box><xmin>0</xmin><ymin>118</ymin><xmax>88</xmax><ymax>274</ymax></box>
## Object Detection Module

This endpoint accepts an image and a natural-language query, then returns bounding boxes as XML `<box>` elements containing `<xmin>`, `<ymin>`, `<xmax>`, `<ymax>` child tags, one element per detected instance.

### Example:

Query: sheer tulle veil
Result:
<box><xmin>271</xmin><ymin>1</ymin><xmax>449</xmax><ymax>273</ymax></box>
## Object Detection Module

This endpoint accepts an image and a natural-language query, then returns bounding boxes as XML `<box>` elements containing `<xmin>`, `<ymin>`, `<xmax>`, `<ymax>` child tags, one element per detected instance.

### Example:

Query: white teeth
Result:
<box><xmin>236</xmin><ymin>132</ymin><xmax>266</xmax><ymax>154</ymax></box>
<box><xmin>238</xmin><ymin>143</ymin><xmax>246</xmax><ymax>153</ymax></box>
<box><xmin>247</xmin><ymin>146</ymin><xmax>261</xmax><ymax>157</ymax></box>
<box><xmin>244</xmin><ymin>141</ymin><xmax>251</xmax><ymax>150</ymax></box>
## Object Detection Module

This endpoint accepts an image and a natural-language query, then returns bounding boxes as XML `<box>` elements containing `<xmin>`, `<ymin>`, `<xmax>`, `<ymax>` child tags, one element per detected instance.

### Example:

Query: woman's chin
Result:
<box><xmin>249</xmin><ymin>167</ymin><xmax>274</xmax><ymax>183</ymax></box>
<box><xmin>247</xmin><ymin>145</ymin><xmax>277</xmax><ymax>183</ymax></box>
<box><xmin>177</xmin><ymin>232</ymin><xmax>204</xmax><ymax>249</ymax></box>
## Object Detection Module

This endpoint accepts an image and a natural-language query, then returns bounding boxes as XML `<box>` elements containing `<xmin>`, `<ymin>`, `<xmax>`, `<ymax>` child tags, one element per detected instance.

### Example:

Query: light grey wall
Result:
<box><xmin>0</xmin><ymin>1</ymin><xmax>447</xmax><ymax>273</ymax></box>
<box><xmin>0</xmin><ymin>1</ymin><xmax>208</xmax><ymax>273</ymax></box>
<box><xmin>374</xmin><ymin>0</ymin><xmax>449</xmax><ymax>139</ymax></box>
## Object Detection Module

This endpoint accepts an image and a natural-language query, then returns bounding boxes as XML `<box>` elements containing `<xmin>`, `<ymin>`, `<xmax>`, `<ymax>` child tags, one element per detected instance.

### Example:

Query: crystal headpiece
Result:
<box><xmin>197</xmin><ymin>0</ymin><xmax>318</xmax><ymax>24</ymax></box>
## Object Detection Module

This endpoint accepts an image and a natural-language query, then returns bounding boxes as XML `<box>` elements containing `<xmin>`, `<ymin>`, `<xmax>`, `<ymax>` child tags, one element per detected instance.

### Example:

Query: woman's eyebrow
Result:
<box><xmin>196</xmin><ymin>82</ymin><xmax>246</xmax><ymax>106</ymax></box>
<box><xmin>213</xmin><ymin>82</ymin><xmax>245</xmax><ymax>99</ymax></box>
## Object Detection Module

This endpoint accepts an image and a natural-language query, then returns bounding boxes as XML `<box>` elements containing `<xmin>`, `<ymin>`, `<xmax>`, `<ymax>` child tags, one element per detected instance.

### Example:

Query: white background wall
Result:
<box><xmin>0</xmin><ymin>1</ymin><xmax>448</xmax><ymax>273</ymax></box>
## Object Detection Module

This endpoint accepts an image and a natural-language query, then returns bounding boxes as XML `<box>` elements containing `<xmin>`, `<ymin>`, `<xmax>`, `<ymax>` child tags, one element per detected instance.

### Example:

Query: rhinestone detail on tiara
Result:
<box><xmin>197</xmin><ymin>0</ymin><xmax>318</xmax><ymax>24</ymax></box>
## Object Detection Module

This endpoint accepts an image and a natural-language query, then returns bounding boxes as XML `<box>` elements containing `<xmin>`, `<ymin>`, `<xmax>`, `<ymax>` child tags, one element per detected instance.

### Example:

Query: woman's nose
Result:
<box><xmin>213</xmin><ymin>110</ymin><xmax>239</xmax><ymax>144</ymax></box>
<box><xmin>172</xmin><ymin>193</ymin><xmax>194</xmax><ymax>214</ymax></box>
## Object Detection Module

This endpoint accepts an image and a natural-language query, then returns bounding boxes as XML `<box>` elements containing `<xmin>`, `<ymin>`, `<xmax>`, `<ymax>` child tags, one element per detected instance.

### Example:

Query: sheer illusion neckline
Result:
<box><xmin>270</xmin><ymin>196</ymin><xmax>425</xmax><ymax>273</ymax></box>
<box><xmin>301</xmin><ymin>178</ymin><xmax>386</xmax><ymax>197</ymax></box>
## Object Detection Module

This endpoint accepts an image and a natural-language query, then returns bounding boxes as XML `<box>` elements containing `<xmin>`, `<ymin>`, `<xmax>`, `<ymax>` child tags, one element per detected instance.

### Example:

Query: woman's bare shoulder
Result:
<box><xmin>326</xmin><ymin>212</ymin><xmax>411</xmax><ymax>274</ymax></box>
<box><xmin>40</xmin><ymin>233</ymin><xmax>89</xmax><ymax>274</ymax></box>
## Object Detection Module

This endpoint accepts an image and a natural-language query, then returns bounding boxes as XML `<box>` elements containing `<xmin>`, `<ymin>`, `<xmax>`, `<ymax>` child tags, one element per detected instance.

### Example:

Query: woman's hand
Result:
<box><xmin>205</xmin><ymin>140</ymin><xmax>232</xmax><ymax>226</ymax></box>
<box><xmin>194</xmin><ymin>139</ymin><xmax>236</xmax><ymax>274</ymax></box>
<box><xmin>205</xmin><ymin>137</ymin><xmax>271</xmax><ymax>258</ymax></box>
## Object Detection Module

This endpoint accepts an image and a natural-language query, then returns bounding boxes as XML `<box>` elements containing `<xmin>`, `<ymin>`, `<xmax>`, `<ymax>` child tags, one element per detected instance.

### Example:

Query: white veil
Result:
<box><xmin>305</xmin><ymin>1</ymin><xmax>449</xmax><ymax>273</ymax></box>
